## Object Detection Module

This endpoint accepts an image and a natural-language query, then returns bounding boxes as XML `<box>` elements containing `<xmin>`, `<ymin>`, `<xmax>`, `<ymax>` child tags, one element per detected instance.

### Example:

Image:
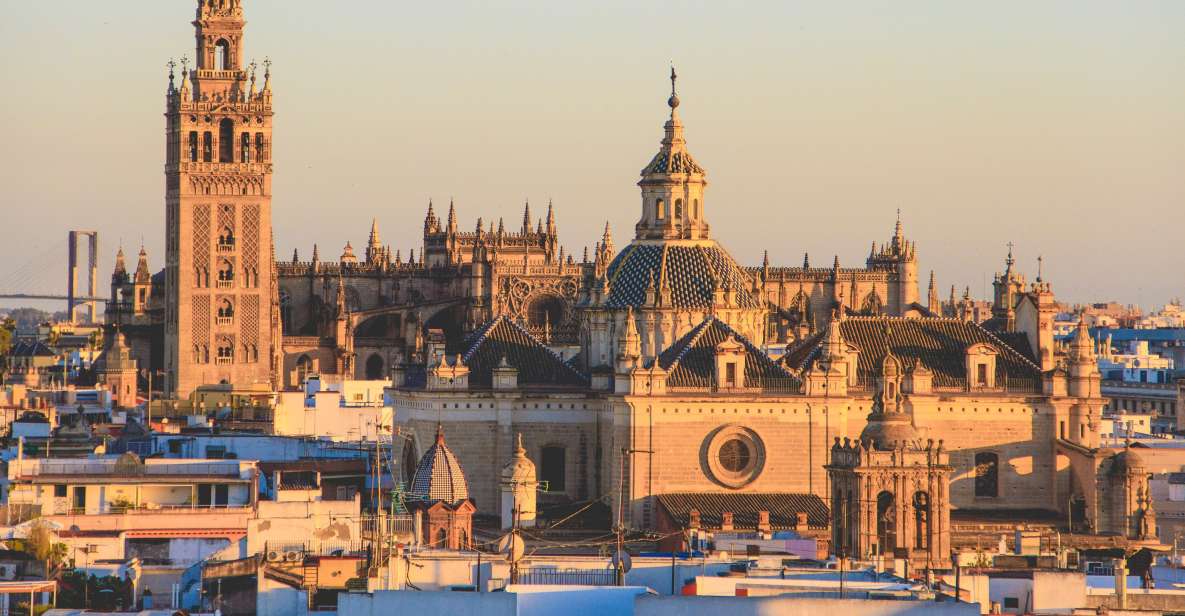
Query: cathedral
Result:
<box><xmin>110</xmin><ymin>0</ymin><xmax>1156</xmax><ymax>565</ymax></box>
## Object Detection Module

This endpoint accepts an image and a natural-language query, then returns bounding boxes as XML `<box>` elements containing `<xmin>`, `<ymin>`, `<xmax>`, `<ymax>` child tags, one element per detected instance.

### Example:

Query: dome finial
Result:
<box><xmin>668</xmin><ymin>63</ymin><xmax>680</xmax><ymax>111</ymax></box>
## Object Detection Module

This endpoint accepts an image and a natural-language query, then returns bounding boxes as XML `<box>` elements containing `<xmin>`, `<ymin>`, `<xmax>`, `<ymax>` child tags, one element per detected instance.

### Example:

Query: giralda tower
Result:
<box><xmin>164</xmin><ymin>0</ymin><xmax>278</xmax><ymax>396</ymax></box>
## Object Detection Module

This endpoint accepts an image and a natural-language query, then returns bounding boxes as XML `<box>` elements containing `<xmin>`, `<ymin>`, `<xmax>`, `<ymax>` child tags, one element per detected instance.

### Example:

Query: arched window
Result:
<box><xmin>975</xmin><ymin>452</ymin><xmax>999</xmax><ymax>498</ymax></box>
<box><xmin>217</xmin><ymin>259</ymin><xmax>235</xmax><ymax>284</ymax></box>
<box><xmin>295</xmin><ymin>354</ymin><xmax>313</xmax><ymax>384</ymax></box>
<box><xmin>188</xmin><ymin>131</ymin><xmax>199</xmax><ymax>162</ymax></box>
<box><xmin>255</xmin><ymin>133</ymin><xmax>266</xmax><ymax>162</ymax></box>
<box><xmin>674</xmin><ymin>199</ymin><xmax>683</xmax><ymax>220</ymax></box>
<box><xmin>217</xmin><ymin>299</ymin><xmax>234</xmax><ymax>319</ymax></box>
<box><xmin>655</xmin><ymin>198</ymin><xmax>665</xmax><ymax>220</ymax></box>
<box><xmin>876</xmin><ymin>491</ymin><xmax>896</xmax><ymax>555</ymax></box>
<box><xmin>365</xmin><ymin>354</ymin><xmax>385</xmax><ymax>380</ymax></box>
<box><xmin>216</xmin><ymin>338</ymin><xmax>233</xmax><ymax>364</ymax></box>
<box><xmin>215</xmin><ymin>39</ymin><xmax>231</xmax><ymax>71</ymax></box>
<box><xmin>541</xmin><ymin>446</ymin><xmax>566</xmax><ymax>492</ymax></box>
<box><xmin>218</xmin><ymin>225</ymin><xmax>235</xmax><ymax>247</ymax></box>
<box><xmin>456</xmin><ymin>527</ymin><xmax>468</xmax><ymax>549</ymax></box>
<box><xmin>913</xmin><ymin>492</ymin><xmax>930</xmax><ymax>549</ymax></box>
<box><xmin>692</xmin><ymin>199</ymin><xmax>699</xmax><ymax>219</ymax></box>
<box><xmin>279</xmin><ymin>290</ymin><xmax>292</xmax><ymax>335</ymax></box>
<box><xmin>202</xmin><ymin>132</ymin><xmax>213</xmax><ymax>162</ymax></box>
<box><xmin>434</xmin><ymin>527</ymin><xmax>448</xmax><ymax>547</ymax></box>
<box><xmin>240</xmin><ymin>132</ymin><xmax>251</xmax><ymax>163</ymax></box>
<box><xmin>218</xmin><ymin>119</ymin><xmax>234</xmax><ymax>163</ymax></box>
<box><xmin>192</xmin><ymin>345</ymin><xmax>202</xmax><ymax>363</ymax></box>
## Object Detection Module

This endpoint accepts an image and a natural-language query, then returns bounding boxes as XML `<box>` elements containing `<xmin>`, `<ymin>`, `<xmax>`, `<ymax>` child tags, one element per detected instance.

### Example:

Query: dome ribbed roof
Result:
<box><xmin>410</xmin><ymin>426</ymin><xmax>470</xmax><ymax>506</ymax></box>
<box><xmin>604</xmin><ymin>242</ymin><xmax>761</xmax><ymax>309</ymax></box>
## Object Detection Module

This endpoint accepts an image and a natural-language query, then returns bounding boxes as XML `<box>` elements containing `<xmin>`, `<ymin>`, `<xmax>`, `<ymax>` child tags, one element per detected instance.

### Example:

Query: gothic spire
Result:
<box><xmin>546</xmin><ymin>200</ymin><xmax>556</xmax><ymax>235</ymax></box>
<box><xmin>522</xmin><ymin>201</ymin><xmax>531</xmax><ymax>234</ymax></box>
<box><xmin>447</xmin><ymin>199</ymin><xmax>457</xmax><ymax>234</ymax></box>
<box><xmin>311</xmin><ymin>243</ymin><xmax>320</xmax><ymax>263</ymax></box>
<box><xmin>135</xmin><ymin>245</ymin><xmax>151</xmax><ymax>283</ymax></box>
<box><xmin>113</xmin><ymin>247</ymin><xmax>127</xmax><ymax>277</ymax></box>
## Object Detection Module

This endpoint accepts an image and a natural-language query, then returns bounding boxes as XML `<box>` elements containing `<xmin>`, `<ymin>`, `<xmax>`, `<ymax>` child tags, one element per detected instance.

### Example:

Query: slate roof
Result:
<box><xmin>604</xmin><ymin>242</ymin><xmax>761</xmax><ymax>309</ymax></box>
<box><xmin>657</xmin><ymin>317</ymin><xmax>800</xmax><ymax>392</ymax></box>
<box><xmin>409</xmin><ymin>427</ymin><xmax>470</xmax><ymax>506</ymax></box>
<box><xmin>461</xmin><ymin>316</ymin><xmax>588</xmax><ymax>388</ymax></box>
<box><xmin>785</xmin><ymin>317</ymin><xmax>1043</xmax><ymax>391</ymax></box>
<box><xmin>655</xmin><ymin>492</ymin><xmax>829</xmax><ymax>530</ymax></box>
<box><xmin>8</xmin><ymin>340</ymin><xmax>55</xmax><ymax>358</ymax></box>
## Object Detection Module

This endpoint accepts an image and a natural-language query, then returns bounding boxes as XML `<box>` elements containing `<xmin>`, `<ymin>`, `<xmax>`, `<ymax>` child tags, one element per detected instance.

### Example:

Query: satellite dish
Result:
<box><xmin>497</xmin><ymin>533</ymin><xmax>525</xmax><ymax>563</ymax></box>
<box><xmin>611</xmin><ymin>550</ymin><xmax>632</xmax><ymax>574</ymax></box>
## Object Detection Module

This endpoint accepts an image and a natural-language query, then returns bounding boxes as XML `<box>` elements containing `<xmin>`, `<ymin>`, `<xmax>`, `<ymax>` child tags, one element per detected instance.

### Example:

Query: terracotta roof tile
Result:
<box><xmin>657</xmin><ymin>317</ymin><xmax>800</xmax><ymax>392</ymax></box>
<box><xmin>656</xmin><ymin>492</ymin><xmax>829</xmax><ymax>529</ymax></box>
<box><xmin>461</xmin><ymin>316</ymin><xmax>588</xmax><ymax>388</ymax></box>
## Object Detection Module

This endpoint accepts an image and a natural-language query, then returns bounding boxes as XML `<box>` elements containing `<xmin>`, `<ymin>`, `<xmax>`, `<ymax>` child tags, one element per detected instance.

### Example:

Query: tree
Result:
<box><xmin>22</xmin><ymin>519</ymin><xmax>66</xmax><ymax>577</ymax></box>
<box><xmin>0</xmin><ymin>318</ymin><xmax>12</xmax><ymax>378</ymax></box>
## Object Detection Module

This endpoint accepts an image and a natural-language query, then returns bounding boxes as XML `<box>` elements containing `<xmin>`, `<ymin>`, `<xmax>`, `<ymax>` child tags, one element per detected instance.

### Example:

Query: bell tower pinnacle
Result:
<box><xmin>636</xmin><ymin>66</ymin><xmax>710</xmax><ymax>242</ymax></box>
<box><xmin>164</xmin><ymin>0</ymin><xmax>276</xmax><ymax>396</ymax></box>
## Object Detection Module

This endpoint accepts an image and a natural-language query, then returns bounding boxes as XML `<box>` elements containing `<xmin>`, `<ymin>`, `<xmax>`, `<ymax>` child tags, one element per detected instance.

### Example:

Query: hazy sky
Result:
<box><xmin>2</xmin><ymin>1</ymin><xmax>1183</xmax><ymax>311</ymax></box>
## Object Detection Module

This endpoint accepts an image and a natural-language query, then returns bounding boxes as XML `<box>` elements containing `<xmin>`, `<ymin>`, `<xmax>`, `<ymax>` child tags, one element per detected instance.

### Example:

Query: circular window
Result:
<box><xmin>702</xmin><ymin>425</ymin><xmax>765</xmax><ymax>489</ymax></box>
<box><xmin>718</xmin><ymin>439</ymin><xmax>751</xmax><ymax>472</ymax></box>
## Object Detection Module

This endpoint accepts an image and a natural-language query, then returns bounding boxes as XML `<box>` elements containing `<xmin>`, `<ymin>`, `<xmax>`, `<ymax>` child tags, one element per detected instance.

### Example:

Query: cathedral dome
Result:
<box><xmin>604</xmin><ymin>242</ymin><xmax>761</xmax><ymax>310</ymax></box>
<box><xmin>410</xmin><ymin>426</ymin><xmax>470</xmax><ymax>506</ymax></box>
<box><xmin>859</xmin><ymin>413</ymin><xmax>922</xmax><ymax>452</ymax></box>
<box><xmin>1109</xmin><ymin>446</ymin><xmax>1145</xmax><ymax>475</ymax></box>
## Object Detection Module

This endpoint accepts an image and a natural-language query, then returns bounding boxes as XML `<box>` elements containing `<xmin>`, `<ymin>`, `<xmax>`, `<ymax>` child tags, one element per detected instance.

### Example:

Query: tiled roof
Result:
<box><xmin>655</xmin><ymin>492</ymin><xmax>829</xmax><ymax>529</ymax></box>
<box><xmin>786</xmin><ymin>317</ymin><xmax>1043</xmax><ymax>391</ymax></box>
<box><xmin>461</xmin><ymin>317</ymin><xmax>588</xmax><ymax>388</ymax></box>
<box><xmin>642</xmin><ymin>149</ymin><xmax>704</xmax><ymax>175</ymax></box>
<box><xmin>409</xmin><ymin>427</ymin><xmax>470</xmax><ymax>506</ymax></box>
<box><xmin>658</xmin><ymin>317</ymin><xmax>800</xmax><ymax>392</ymax></box>
<box><xmin>8</xmin><ymin>340</ymin><xmax>55</xmax><ymax>358</ymax></box>
<box><xmin>604</xmin><ymin>243</ymin><xmax>761</xmax><ymax>309</ymax></box>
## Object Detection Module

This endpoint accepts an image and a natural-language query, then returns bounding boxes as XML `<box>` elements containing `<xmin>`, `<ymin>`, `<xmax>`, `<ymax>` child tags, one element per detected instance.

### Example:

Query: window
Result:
<box><xmin>725</xmin><ymin>362</ymin><xmax>737</xmax><ymax>387</ymax></box>
<box><xmin>887</xmin><ymin>381</ymin><xmax>896</xmax><ymax>399</ymax></box>
<box><xmin>54</xmin><ymin>485</ymin><xmax>67</xmax><ymax>498</ymax></box>
<box><xmin>217</xmin><ymin>299</ymin><xmax>234</xmax><ymax>320</ymax></box>
<box><xmin>197</xmin><ymin>484</ymin><xmax>212</xmax><ymax>507</ymax></box>
<box><xmin>218</xmin><ymin>119</ymin><xmax>234</xmax><ymax>163</ymax></box>
<box><xmin>976</xmin><ymin>363</ymin><xmax>988</xmax><ymax>387</ymax></box>
<box><xmin>674</xmin><ymin>199</ymin><xmax>683</xmax><ymax>220</ymax></box>
<box><xmin>541</xmin><ymin>446</ymin><xmax>566</xmax><ymax>492</ymax></box>
<box><xmin>216</xmin><ymin>338</ymin><xmax>234</xmax><ymax>364</ymax></box>
<box><xmin>214</xmin><ymin>484</ymin><xmax>229</xmax><ymax>506</ymax></box>
<box><xmin>240</xmin><ymin>132</ymin><xmax>251</xmax><ymax>163</ymax></box>
<box><xmin>1060</xmin><ymin>421</ymin><xmax>1066</xmax><ymax>440</ymax></box>
<box><xmin>188</xmin><ymin>131</ymin><xmax>199</xmax><ymax>162</ymax></box>
<box><xmin>215</xmin><ymin>39</ymin><xmax>231</xmax><ymax>70</ymax></box>
<box><xmin>296</xmin><ymin>354</ymin><xmax>313</xmax><ymax>384</ymax></box>
<box><xmin>255</xmin><ymin>133</ymin><xmax>266</xmax><ymax>162</ymax></box>
<box><xmin>168</xmin><ymin>440</ymin><xmax>184</xmax><ymax>455</ymax></box>
<box><xmin>1003</xmin><ymin>597</ymin><xmax>1019</xmax><ymax>610</ymax></box>
<box><xmin>692</xmin><ymin>199</ymin><xmax>699</xmax><ymax>219</ymax></box>
<box><xmin>718</xmin><ymin>438</ymin><xmax>751</xmax><ymax>472</ymax></box>
<box><xmin>974</xmin><ymin>452</ymin><xmax>999</xmax><ymax>498</ymax></box>
<box><xmin>656</xmin><ymin>198</ymin><xmax>665</xmax><ymax>219</ymax></box>
<box><xmin>202</xmin><ymin>132</ymin><xmax>213</xmax><ymax>162</ymax></box>
<box><xmin>73</xmin><ymin>486</ymin><xmax>87</xmax><ymax>511</ymax></box>
<box><xmin>876</xmin><ymin>491</ymin><xmax>896</xmax><ymax>553</ymax></box>
<box><xmin>218</xmin><ymin>225</ymin><xmax>235</xmax><ymax>247</ymax></box>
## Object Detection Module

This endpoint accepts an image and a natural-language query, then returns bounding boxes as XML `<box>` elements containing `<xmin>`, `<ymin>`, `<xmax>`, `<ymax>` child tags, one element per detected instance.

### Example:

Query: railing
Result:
<box><xmin>516</xmin><ymin>567</ymin><xmax>616</xmax><ymax>586</ymax></box>
<box><xmin>216</xmin><ymin>356</ymin><xmax>233</xmax><ymax>365</ymax></box>
<box><xmin>361</xmin><ymin>514</ymin><xmax>415</xmax><ymax>539</ymax></box>
<box><xmin>216</xmin><ymin>280</ymin><xmax>235</xmax><ymax>289</ymax></box>
<box><xmin>217</xmin><ymin>243</ymin><xmax>235</xmax><ymax>253</ymax></box>
<box><xmin>23</xmin><ymin>460</ymin><xmax>244</xmax><ymax>477</ymax></box>
<box><xmin>216</xmin><ymin>316</ymin><xmax>233</xmax><ymax>326</ymax></box>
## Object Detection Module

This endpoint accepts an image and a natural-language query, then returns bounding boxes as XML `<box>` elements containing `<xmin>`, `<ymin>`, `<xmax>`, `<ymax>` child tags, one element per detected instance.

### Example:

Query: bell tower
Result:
<box><xmin>164</xmin><ymin>0</ymin><xmax>276</xmax><ymax>396</ymax></box>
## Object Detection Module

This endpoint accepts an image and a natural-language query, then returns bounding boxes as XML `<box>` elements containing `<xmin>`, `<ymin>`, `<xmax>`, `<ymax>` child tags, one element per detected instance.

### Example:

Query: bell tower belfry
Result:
<box><xmin>636</xmin><ymin>67</ymin><xmax>710</xmax><ymax>242</ymax></box>
<box><xmin>164</xmin><ymin>0</ymin><xmax>277</xmax><ymax>396</ymax></box>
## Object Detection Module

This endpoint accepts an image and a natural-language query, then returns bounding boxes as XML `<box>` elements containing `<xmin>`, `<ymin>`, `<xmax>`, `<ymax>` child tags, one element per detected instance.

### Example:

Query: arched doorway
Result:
<box><xmin>365</xmin><ymin>354</ymin><xmax>385</xmax><ymax>380</ymax></box>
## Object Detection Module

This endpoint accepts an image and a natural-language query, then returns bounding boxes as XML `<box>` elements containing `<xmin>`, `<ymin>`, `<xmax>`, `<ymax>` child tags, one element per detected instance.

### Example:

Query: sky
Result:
<box><xmin>1</xmin><ymin>0</ymin><xmax>1183</xmax><ymax>311</ymax></box>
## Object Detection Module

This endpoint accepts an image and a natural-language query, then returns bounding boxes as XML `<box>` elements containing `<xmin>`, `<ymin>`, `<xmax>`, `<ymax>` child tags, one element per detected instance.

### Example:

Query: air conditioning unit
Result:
<box><xmin>266</xmin><ymin>550</ymin><xmax>283</xmax><ymax>562</ymax></box>
<box><xmin>284</xmin><ymin>550</ymin><xmax>303</xmax><ymax>562</ymax></box>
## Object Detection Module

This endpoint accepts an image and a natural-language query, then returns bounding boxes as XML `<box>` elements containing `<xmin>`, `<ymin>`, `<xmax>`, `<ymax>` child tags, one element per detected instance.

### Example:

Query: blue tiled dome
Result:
<box><xmin>604</xmin><ymin>242</ymin><xmax>761</xmax><ymax>309</ymax></box>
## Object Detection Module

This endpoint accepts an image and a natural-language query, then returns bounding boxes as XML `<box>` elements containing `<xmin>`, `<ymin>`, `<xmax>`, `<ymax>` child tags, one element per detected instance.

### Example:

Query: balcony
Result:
<box><xmin>217</xmin><ymin>243</ymin><xmax>235</xmax><ymax>253</ymax></box>
<box><xmin>216</xmin><ymin>316</ymin><xmax>233</xmax><ymax>326</ymax></box>
<box><xmin>216</xmin><ymin>356</ymin><xmax>233</xmax><ymax>365</ymax></box>
<box><xmin>216</xmin><ymin>279</ymin><xmax>235</xmax><ymax>289</ymax></box>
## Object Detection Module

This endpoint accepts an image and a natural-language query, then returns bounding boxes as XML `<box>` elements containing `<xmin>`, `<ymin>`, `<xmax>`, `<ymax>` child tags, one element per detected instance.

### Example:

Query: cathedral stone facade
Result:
<box><xmin>112</xmin><ymin>1</ymin><xmax>1155</xmax><ymax>549</ymax></box>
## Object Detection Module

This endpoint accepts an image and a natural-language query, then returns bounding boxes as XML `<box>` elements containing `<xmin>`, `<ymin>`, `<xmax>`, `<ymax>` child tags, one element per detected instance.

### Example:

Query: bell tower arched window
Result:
<box><xmin>218</xmin><ymin>119</ymin><xmax>234</xmax><ymax>163</ymax></box>
<box><xmin>655</xmin><ymin>198</ymin><xmax>665</xmax><ymax>220</ymax></box>
<box><xmin>188</xmin><ymin>131</ymin><xmax>199</xmax><ymax>162</ymax></box>
<box><xmin>674</xmin><ymin>199</ymin><xmax>683</xmax><ymax>220</ymax></box>
<box><xmin>215</xmin><ymin>39</ymin><xmax>231</xmax><ymax>71</ymax></box>
<box><xmin>240</xmin><ymin>132</ymin><xmax>251</xmax><ymax>163</ymax></box>
<box><xmin>203</xmin><ymin>132</ymin><xmax>213</xmax><ymax>162</ymax></box>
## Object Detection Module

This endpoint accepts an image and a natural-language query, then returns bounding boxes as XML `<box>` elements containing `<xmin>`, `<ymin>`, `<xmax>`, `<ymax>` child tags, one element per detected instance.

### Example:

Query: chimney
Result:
<box><xmin>721</xmin><ymin>512</ymin><xmax>734</xmax><ymax>531</ymax></box>
<box><xmin>796</xmin><ymin>512</ymin><xmax>809</xmax><ymax>529</ymax></box>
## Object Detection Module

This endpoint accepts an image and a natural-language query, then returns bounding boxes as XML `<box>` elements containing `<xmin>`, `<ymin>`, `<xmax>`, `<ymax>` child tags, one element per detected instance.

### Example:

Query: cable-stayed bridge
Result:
<box><xmin>0</xmin><ymin>231</ymin><xmax>105</xmax><ymax>323</ymax></box>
